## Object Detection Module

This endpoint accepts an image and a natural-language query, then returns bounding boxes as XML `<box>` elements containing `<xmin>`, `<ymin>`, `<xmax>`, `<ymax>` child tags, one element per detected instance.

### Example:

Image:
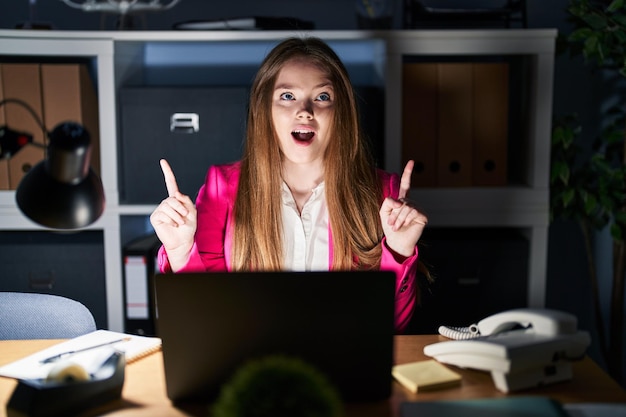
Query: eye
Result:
<box><xmin>317</xmin><ymin>92</ymin><xmax>331</xmax><ymax>102</ymax></box>
<box><xmin>279</xmin><ymin>92</ymin><xmax>295</xmax><ymax>101</ymax></box>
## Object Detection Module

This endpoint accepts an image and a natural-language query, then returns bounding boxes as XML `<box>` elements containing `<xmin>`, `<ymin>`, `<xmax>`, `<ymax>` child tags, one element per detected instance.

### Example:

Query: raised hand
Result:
<box><xmin>379</xmin><ymin>160</ymin><xmax>428</xmax><ymax>258</ymax></box>
<box><xmin>149</xmin><ymin>159</ymin><xmax>197</xmax><ymax>271</ymax></box>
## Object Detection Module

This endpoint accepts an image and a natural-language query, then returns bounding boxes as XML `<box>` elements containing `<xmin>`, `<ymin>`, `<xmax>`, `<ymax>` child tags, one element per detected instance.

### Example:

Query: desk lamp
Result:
<box><xmin>59</xmin><ymin>0</ymin><xmax>182</xmax><ymax>13</ymax></box>
<box><xmin>59</xmin><ymin>0</ymin><xmax>182</xmax><ymax>29</ymax></box>
<box><xmin>0</xmin><ymin>98</ymin><xmax>105</xmax><ymax>229</ymax></box>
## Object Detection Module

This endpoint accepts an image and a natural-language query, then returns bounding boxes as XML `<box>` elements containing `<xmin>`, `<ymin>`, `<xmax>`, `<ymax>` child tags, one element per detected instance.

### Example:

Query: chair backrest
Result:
<box><xmin>0</xmin><ymin>292</ymin><xmax>97</xmax><ymax>340</ymax></box>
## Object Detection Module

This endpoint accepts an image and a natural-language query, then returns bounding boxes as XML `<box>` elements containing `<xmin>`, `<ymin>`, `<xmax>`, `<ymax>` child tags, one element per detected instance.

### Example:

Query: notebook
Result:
<box><xmin>0</xmin><ymin>330</ymin><xmax>161</xmax><ymax>380</ymax></box>
<box><xmin>153</xmin><ymin>271</ymin><xmax>396</xmax><ymax>404</ymax></box>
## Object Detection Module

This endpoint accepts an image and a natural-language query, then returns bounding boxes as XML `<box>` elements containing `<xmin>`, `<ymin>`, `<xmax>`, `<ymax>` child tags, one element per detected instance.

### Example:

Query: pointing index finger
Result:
<box><xmin>160</xmin><ymin>159</ymin><xmax>180</xmax><ymax>197</ymax></box>
<box><xmin>399</xmin><ymin>160</ymin><xmax>414</xmax><ymax>200</ymax></box>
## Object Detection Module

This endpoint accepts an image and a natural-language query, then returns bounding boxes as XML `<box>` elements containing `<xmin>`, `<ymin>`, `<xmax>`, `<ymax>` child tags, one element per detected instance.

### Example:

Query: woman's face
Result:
<box><xmin>271</xmin><ymin>57</ymin><xmax>335</xmax><ymax>166</ymax></box>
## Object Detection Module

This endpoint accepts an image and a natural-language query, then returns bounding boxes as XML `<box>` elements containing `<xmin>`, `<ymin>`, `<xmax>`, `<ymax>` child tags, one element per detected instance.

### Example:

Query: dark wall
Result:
<box><xmin>3</xmin><ymin>0</ymin><xmax>564</xmax><ymax>31</ymax></box>
<box><xmin>7</xmin><ymin>0</ymin><xmax>367</xmax><ymax>31</ymax></box>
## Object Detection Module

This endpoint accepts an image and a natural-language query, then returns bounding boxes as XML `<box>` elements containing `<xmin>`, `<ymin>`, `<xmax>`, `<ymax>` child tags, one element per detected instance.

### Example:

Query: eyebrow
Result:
<box><xmin>274</xmin><ymin>82</ymin><xmax>333</xmax><ymax>91</ymax></box>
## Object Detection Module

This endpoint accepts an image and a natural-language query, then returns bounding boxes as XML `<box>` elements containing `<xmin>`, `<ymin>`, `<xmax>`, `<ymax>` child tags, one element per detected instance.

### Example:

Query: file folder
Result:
<box><xmin>122</xmin><ymin>233</ymin><xmax>161</xmax><ymax>336</ymax></box>
<box><xmin>1</xmin><ymin>64</ymin><xmax>45</xmax><ymax>189</ymax></box>
<box><xmin>1</xmin><ymin>64</ymin><xmax>44</xmax><ymax>145</ymax></box>
<box><xmin>472</xmin><ymin>62</ymin><xmax>509</xmax><ymax>186</ymax></box>
<box><xmin>402</xmin><ymin>63</ymin><xmax>438</xmax><ymax>187</ymax></box>
<box><xmin>437</xmin><ymin>63</ymin><xmax>473</xmax><ymax>187</ymax></box>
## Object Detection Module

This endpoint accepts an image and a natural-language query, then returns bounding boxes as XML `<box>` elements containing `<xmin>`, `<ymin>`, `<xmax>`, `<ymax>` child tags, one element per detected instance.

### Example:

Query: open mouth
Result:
<box><xmin>292</xmin><ymin>129</ymin><xmax>315</xmax><ymax>143</ymax></box>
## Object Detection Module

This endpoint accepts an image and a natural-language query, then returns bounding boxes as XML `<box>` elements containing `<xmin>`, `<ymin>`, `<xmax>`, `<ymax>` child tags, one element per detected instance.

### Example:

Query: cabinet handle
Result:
<box><xmin>457</xmin><ymin>277</ymin><xmax>480</xmax><ymax>286</ymax></box>
<box><xmin>170</xmin><ymin>113</ymin><xmax>199</xmax><ymax>133</ymax></box>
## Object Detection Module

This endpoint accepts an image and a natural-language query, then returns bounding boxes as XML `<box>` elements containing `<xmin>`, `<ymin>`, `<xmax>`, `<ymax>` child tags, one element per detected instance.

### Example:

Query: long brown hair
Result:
<box><xmin>231</xmin><ymin>37</ymin><xmax>383</xmax><ymax>271</ymax></box>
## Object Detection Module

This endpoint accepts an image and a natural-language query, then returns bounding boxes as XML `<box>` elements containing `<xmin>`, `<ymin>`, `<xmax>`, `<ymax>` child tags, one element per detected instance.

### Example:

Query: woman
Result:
<box><xmin>150</xmin><ymin>37</ymin><xmax>428</xmax><ymax>333</ymax></box>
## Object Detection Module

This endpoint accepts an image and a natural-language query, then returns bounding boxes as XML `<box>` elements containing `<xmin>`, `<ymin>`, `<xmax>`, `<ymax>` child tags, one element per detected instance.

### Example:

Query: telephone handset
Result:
<box><xmin>424</xmin><ymin>308</ymin><xmax>591</xmax><ymax>392</ymax></box>
<box><xmin>437</xmin><ymin>308</ymin><xmax>578</xmax><ymax>340</ymax></box>
<box><xmin>476</xmin><ymin>308</ymin><xmax>577</xmax><ymax>336</ymax></box>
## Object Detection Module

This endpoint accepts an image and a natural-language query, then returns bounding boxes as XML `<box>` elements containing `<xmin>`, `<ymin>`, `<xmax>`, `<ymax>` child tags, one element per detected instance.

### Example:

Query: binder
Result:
<box><xmin>0</xmin><ymin>64</ymin><xmax>44</xmax><ymax>145</ymax></box>
<box><xmin>41</xmin><ymin>64</ymin><xmax>101</xmax><ymax>176</ymax></box>
<box><xmin>472</xmin><ymin>62</ymin><xmax>509</xmax><ymax>186</ymax></box>
<box><xmin>437</xmin><ymin>63</ymin><xmax>473</xmax><ymax>187</ymax></box>
<box><xmin>402</xmin><ymin>63</ymin><xmax>438</xmax><ymax>187</ymax></box>
<box><xmin>0</xmin><ymin>72</ymin><xmax>8</xmax><ymax>189</ymax></box>
<box><xmin>0</xmin><ymin>68</ymin><xmax>5</xmax><ymax>126</ymax></box>
<box><xmin>0</xmin><ymin>159</ymin><xmax>8</xmax><ymax>190</ymax></box>
<box><xmin>0</xmin><ymin>64</ymin><xmax>45</xmax><ymax>189</ymax></box>
<box><xmin>122</xmin><ymin>233</ymin><xmax>161</xmax><ymax>336</ymax></box>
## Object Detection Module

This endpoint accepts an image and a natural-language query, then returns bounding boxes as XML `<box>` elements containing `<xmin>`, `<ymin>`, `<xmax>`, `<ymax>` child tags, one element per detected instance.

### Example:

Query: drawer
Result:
<box><xmin>0</xmin><ymin>230</ymin><xmax>107</xmax><ymax>329</ymax></box>
<box><xmin>118</xmin><ymin>87</ymin><xmax>248</xmax><ymax>204</ymax></box>
<box><xmin>408</xmin><ymin>228</ymin><xmax>529</xmax><ymax>333</ymax></box>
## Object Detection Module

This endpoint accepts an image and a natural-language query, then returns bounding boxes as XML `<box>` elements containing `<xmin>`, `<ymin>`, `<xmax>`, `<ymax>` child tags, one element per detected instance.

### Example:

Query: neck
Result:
<box><xmin>282</xmin><ymin>161</ymin><xmax>324</xmax><ymax>214</ymax></box>
<box><xmin>281</xmin><ymin>161</ymin><xmax>324</xmax><ymax>194</ymax></box>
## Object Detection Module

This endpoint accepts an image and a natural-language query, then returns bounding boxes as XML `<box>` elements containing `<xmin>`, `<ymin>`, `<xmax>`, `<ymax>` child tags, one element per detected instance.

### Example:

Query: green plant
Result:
<box><xmin>551</xmin><ymin>0</ymin><xmax>626</xmax><ymax>383</ymax></box>
<box><xmin>551</xmin><ymin>110</ymin><xmax>626</xmax><ymax>363</ymax></box>
<box><xmin>567</xmin><ymin>0</ymin><xmax>626</xmax><ymax>75</ymax></box>
<box><xmin>212</xmin><ymin>355</ymin><xmax>343</xmax><ymax>417</ymax></box>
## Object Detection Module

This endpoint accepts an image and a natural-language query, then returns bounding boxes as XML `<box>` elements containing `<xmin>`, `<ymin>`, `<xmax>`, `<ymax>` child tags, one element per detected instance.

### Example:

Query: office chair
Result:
<box><xmin>0</xmin><ymin>292</ymin><xmax>97</xmax><ymax>340</ymax></box>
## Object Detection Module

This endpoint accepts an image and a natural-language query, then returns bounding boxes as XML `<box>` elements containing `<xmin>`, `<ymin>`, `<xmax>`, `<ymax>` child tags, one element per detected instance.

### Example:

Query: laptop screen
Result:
<box><xmin>154</xmin><ymin>270</ymin><xmax>396</xmax><ymax>404</ymax></box>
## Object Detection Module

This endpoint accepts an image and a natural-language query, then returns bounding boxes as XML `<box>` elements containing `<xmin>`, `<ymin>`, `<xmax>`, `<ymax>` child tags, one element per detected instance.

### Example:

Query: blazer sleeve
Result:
<box><xmin>378</xmin><ymin>169</ymin><xmax>419</xmax><ymax>333</ymax></box>
<box><xmin>158</xmin><ymin>163</ymin><xmax>239</xmax><ymax>273</ymax></box>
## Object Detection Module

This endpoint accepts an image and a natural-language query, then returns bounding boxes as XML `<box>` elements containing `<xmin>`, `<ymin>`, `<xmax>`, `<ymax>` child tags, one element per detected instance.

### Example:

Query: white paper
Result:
<box><xmin>0</xmin><ymin>330</ymin><xmax>161</xmax><ymax>380</ymax></box>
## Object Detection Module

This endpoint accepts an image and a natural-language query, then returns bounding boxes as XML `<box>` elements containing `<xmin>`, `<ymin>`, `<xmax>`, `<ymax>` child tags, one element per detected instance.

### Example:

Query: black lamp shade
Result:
<box><xmin>15</xmin><ymin>122</ymin><xmax>105</xmax><ymax>229</ymax></box>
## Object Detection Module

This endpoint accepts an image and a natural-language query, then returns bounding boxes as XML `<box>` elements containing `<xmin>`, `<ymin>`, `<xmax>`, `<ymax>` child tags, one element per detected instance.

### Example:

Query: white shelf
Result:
<box><xmin>411</xmin><ymin>187</ymin><xmax>549</xmax><ymax>227</ymax></box>
<box><xmin>0</xmin><ymin>28</ymin><xmax>557</xmax><ymax>329</ymax></box>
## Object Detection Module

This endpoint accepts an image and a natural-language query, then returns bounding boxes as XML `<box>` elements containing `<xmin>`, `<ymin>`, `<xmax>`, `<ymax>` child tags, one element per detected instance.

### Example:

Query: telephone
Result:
<box><xmin>423</xmin><ymin>308</ymin><xmax>591</xmax><ymax>393</ymax></box>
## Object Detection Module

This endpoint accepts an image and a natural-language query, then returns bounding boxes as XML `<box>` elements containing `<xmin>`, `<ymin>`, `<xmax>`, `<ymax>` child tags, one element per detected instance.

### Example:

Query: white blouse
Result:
<box><xmin>281</xmin><ymin>181</ymin><xmax>329</xmax><ymax>271</ymax></box>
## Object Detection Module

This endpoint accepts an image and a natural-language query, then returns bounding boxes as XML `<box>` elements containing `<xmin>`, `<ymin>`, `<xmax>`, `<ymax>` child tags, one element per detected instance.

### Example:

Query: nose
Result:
<box><xmin>296</xmin><ymin>100</ymin><xmax>314</xmax><ymax>119</ymax></box>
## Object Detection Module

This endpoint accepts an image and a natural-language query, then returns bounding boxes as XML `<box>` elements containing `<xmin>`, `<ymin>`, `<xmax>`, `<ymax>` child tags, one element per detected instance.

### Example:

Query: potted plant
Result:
<box><xmin>551</xmin><ymin>0</ymin><xmax>626</xmax><ymax>383</ymax></box>
<box><xmin>212</xmin><ymin>355</ymin><xmax>343</xmax><ymax>417</ymax></box>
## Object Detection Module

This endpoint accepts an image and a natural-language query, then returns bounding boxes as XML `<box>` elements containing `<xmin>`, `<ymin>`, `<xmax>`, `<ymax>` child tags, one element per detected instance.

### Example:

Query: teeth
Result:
<box><xmin>292</xmin><ymin>131</ymin><xmax>315</xmax><ymax>141</ymax></box>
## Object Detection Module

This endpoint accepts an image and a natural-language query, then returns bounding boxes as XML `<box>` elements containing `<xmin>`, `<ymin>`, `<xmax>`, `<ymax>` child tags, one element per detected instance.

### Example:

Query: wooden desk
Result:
<box><xmin>1</xmin><ymin>335</ymin><xmax>625</xmax><ymax>417</ymax></box>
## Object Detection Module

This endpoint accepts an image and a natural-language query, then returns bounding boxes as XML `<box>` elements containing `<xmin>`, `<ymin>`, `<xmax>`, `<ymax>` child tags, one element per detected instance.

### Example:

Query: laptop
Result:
<box><xmin>153</xmin><ymin>270</ymin><xmax>396</xmax><ymax>404</ymax></box>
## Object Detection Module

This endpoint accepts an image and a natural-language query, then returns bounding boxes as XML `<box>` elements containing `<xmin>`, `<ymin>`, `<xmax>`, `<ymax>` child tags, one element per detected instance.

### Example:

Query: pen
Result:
<box><xmin>39</xmin><ymin>337</ymin><xmax>131</xmax><ymax>364</ymax></box>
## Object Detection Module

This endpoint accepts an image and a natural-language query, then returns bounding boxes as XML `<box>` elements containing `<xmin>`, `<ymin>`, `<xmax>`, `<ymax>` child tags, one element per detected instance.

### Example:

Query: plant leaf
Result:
<box><xmin>608</xmin><ymin>0</ymin><xmax>624</xmax><ymax>13</ymax></box>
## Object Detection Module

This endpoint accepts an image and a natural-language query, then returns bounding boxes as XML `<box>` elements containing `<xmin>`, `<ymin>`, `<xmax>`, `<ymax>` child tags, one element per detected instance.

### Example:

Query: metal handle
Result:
<box><xmin>170</xmin><ymin>113</ymin><xmax>199</xmax><ymax>133</ymax></box>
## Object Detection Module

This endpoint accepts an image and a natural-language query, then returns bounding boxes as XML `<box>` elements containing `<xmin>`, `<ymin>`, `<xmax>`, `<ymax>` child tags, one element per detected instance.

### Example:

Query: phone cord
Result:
<box><xmin>438</xmin><ymin>324</ymin><xmax>481</xmax><ymax>340</ymax></box>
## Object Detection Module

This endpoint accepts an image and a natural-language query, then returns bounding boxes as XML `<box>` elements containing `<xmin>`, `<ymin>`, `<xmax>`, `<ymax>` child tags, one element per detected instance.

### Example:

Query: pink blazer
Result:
<box><xmin>158</xmin><ymin>162</ymin><xmax>419</xmax><ymax>333</ymax></box>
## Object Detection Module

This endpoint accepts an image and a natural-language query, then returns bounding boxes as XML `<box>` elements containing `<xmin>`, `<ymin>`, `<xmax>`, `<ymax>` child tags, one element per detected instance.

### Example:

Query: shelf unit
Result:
<box><xmin>0</xmin><ymin>29</ymin><xmax>556</xmax><ymax>332</ymax></box>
